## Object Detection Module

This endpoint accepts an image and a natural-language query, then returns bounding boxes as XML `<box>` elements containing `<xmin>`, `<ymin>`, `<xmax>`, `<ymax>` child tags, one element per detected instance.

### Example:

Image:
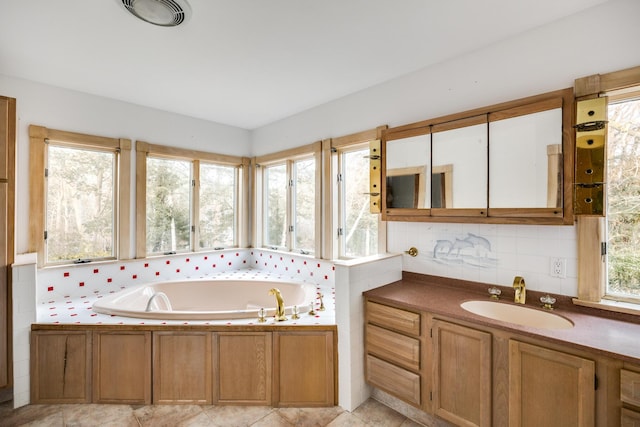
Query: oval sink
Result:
<box><xmin>460</xmin><ymin>300</ymin><xmax>574</xmax><ymax>330</ymax></box>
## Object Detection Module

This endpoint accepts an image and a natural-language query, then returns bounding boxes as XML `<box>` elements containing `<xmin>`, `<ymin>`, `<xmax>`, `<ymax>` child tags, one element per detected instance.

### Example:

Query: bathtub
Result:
<box><xmin>91</xmin><ymin>278</ymin><xmax>318</xmax><ymax>320</ymax></box>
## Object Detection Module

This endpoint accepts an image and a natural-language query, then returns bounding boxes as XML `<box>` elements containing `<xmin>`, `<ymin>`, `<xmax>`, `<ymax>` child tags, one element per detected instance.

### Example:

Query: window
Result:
<box><xmin>255</xmin><ymin>143</ymin><xmax>321</xmax><ymax>255</ymax></box>
<box><xmin>329</xmin><ymin>126</ymin><xmax>387</xmax><ymax>260</ymax></box>
<box><xmin>606</xmin><ymin>94</ymin><xmax>640</xmax><ymax>302</ymax></box>
<box><xmin>136</xmin><ymin>141</ymin><xmax>248</xmax><ymax>257</ymax></box>
<box><xmin>575</xmin><ymin>65</ymin><xmax>640</xmax><ymax>312</ymax></box>
<box><xmin>29</xmin><ymin>125</ymin><xmax>131</xmax><ymax>267</ymax></box>
<box><xmin>339</xmin><ymin>147</ymin><xmax>379</xmax><ymax>257</ymax></box>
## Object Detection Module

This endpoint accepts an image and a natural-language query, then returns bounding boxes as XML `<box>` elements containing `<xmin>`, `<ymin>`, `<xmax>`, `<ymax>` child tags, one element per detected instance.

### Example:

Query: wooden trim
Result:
<box><xmin>255</xmin><ymin>141</ymin><xmax>321</xmax><ymax>165</ymax></box>
<box><xmin>432</xmin><ymin>114</ymin><xmax>487</xmax><ymax>133</ymax></box>
<box><xmin>28</xmin><ymin>126</ymin><xmax>47</xmax><ymax>259</ymax></box>
<box><xmin>192</xmin><ymin>160</ymin><xmax>201</xmax><ymax>252</ymax></box>
<box><xmin>43</xmin><ymin>128</ymin><xmax>121</xmax><ymax>150</ymax></box>
<box><xmin>135</xmin><ymin>145</ymin><xmax>147</xmax><ymax>258</ymax></box>
<box><xmin>238</xmin><ymin>157</ymin><xmax>251</xmax><ymax>248</ymax></box>
<box><xmin>488</xmin><ymin>97</ymin><xmax>563</xmax><ymax>122</ymax></box>
<box><xmin>321</xmin><ymin>139</ymin><xmax>333</xmax><ymax>260</ymax></box>
<box><xmin>118</xmin><ymin>139</ymin><xmax>132</xmax><ymax>260</ymax></box>
<box><xmin>575</xmin><ymin>65</ymin><xmax>640</xmax><ymax>98</ymax></box>
<box><xmin>384</xmin><ymin>125</ymin><xmax>431</xmax><ymax>141</ymax></box>
<box><xmin>577</xmin><ymin>217</ymin><xmax>605</xmax><ymax>302</ymax></box>
<box><xmin>314</xmin><ymin>148</ymin><xmax>322</xmax><ymax>256</ymax></box>
<box><xmin>330</xmin><ymin>125</ymin><xmax>388</xmax><ymax>149</ymax></box>
<box><xmin>135</xmin><ymin>140</ymin><xmax>244</xmax><ymax>165</ymax></box>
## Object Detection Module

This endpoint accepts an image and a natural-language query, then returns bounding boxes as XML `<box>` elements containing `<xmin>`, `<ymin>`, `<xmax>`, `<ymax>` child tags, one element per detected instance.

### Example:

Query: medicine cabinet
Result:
<box><xmin>381</xmin><ymin>88</ymin><xmax>574</xmax><ymax>224</ymax></box>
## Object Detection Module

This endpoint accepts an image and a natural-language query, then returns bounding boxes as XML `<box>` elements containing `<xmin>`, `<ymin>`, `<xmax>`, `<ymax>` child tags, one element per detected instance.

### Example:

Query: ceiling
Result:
<box><xmin>0</xmin><ymin>0</ymin><xmax>610</xmax><ymax>130</ymax></box>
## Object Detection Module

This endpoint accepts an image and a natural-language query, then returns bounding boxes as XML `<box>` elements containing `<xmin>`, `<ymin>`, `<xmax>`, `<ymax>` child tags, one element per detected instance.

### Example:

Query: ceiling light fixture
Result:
<box><xmin>118</xmin><ymin>0</ymin><xmax>191</xmax><ymax>27</ymax></box>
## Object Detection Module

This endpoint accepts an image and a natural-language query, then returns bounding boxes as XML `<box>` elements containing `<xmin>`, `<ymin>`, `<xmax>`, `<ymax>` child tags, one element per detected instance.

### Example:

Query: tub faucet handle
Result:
<box><xmin>317</xmin><ymin>292</ymin><xmax>325</xmax><ymax>311</ymax></box>
<box><xmin>257</xmin><ymin>307</ymin><xmax>267</xmax><ymax>323</ymax></box>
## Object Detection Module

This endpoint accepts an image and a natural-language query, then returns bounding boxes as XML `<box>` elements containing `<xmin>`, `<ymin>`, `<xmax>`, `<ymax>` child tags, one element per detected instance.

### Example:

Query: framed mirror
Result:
<box><xmin>431</xmin><ymin>115</ymin><xmax>488</xmax><ymax>216</ymax></box>
<box><xmin>383</xmin><ymin>128</ymin><xmax>431</xmax><ymax>215</ymax></box>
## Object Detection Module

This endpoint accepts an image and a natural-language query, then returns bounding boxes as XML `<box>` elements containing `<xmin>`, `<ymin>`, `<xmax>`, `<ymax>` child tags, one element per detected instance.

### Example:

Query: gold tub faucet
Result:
<box><xmin>268</xmin><ymin>288</ymin><xmax>288</xmax><ymax>321</ymax></box>
<box><xmin>513</xmin><ymin>276</ymin><xmax>526</xmax><ymax>304</ymax></box>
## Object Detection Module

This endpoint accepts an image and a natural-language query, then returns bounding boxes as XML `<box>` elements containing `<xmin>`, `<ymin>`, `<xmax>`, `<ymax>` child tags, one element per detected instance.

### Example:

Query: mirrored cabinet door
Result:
<box><xmin>431</xmin><ymin>115</ymin><xmax>488</xmax><ymax>217</ymax></box>
<box><xmin>384</xmin><ymin>129</ymin><xmax>431</xmax><ymax>213</ymax></box>
<box><xmin>489</xmin><ymin>97</ymin><xmax>565</xmax><ymax>218</ymax></box>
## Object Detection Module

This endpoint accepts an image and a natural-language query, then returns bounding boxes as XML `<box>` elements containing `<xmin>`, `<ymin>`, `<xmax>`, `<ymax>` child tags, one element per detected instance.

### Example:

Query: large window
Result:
<box><xmin>137</xmin><ymin>141</ymin><xmax>247</xmax><ymax>257</ymax></box>
<box><xmin>606</xmin><ymin>94</ymin><xmax>640</xmax><ymax>302</ymax></box>
<box><xmin>29</xmin><ymin>125</ymin><xmax>131</xmax><ymax>267</ymax></box>
<box><xmin>255</xmin><ymin>143</ymin><xmax>320</xmax><ymax>255</ymax></box>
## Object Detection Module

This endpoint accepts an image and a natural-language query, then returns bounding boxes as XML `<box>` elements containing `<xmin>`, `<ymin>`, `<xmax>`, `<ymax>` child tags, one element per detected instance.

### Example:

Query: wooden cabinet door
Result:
<box><xmin>509</xmin><ymin>340</ymin><xmax>595</xmax><ymax>427</ymax></box>
<box><xmin>153</xmin><ymin>331</ymin><xmax>212</xmax><ymax>404</ymax></box>
<box><xmin>30</xmin><ymin>331</ymin><xmax>91</xmax><ymax>403</ymax></box>
<box><xmin>93</xmin><ymin>331</ymin><xmax>151</xmax><ymax>404</ymax></box>
<box><xmin>432</xmin><ymin>319</ymin><xmax>492</xmax><ymax>427</ymax></box>
<box><xmin>215</xmin><ymin>332</ymin><xmax>272</xmax><ymax>405</ymax></box>
<box><xmin>274</xmin><ymin>330</ymin><xmax>335</xmax><ymax>407</ymax></box>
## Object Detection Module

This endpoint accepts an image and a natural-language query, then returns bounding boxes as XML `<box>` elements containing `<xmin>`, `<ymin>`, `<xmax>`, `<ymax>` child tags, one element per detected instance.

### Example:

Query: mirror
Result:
<box><xmin>432</xmin><ymin>117</ymin><xmax>488</xmax><ymax>211</ymax></box>
<box><xmin>385</xmin><ymin>133</ymin><xmax>430</xmax><ymax>209</ymax></box>
<box><xmin>489</xmin><ymin>106</ymin><xmax>563</xmax><ymax>208</ymax></box>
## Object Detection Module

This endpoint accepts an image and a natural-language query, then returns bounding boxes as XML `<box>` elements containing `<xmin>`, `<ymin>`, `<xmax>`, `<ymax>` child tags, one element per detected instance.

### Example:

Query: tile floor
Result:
<box><xmin>0</xmin><ymin>398</ymin><xmax>425</xmax><ymax>427</ymax></box>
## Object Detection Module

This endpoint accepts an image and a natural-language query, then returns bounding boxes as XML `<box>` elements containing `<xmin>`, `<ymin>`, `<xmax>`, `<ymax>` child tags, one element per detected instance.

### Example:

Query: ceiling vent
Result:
<box><xmin>119</xmin><ymin>0</ymin><xmax>191</xmax><ymax>27</ymax></box>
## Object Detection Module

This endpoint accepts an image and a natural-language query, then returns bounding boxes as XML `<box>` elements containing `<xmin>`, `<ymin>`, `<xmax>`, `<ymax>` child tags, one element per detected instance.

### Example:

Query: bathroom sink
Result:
<box><xmin>460</xmin><ymin>300</ymin><xmax>574</xmax><ymax>330</ymax></box>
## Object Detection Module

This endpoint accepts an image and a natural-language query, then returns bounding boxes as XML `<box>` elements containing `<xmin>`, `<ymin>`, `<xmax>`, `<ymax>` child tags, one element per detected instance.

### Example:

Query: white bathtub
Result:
<box><xmin>91</xmin><ymin>278</ymin><xmax>318</xmax><ymax>320</ymax></box>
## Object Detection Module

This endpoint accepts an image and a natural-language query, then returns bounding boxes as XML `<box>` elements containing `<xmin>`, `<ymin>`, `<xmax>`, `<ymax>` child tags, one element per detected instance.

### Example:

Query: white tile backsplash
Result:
<box><xmin>387</xmin><ymin>221</ymin><xmax>578</xmax><ymax>296</ymax></box>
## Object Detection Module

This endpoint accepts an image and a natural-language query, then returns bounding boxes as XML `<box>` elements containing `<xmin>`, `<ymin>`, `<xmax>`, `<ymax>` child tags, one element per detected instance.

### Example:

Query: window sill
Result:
<box><xmin>572</xmin><ymin>298</ymin><xmax>640</xmax><ymax>316</ymax></box>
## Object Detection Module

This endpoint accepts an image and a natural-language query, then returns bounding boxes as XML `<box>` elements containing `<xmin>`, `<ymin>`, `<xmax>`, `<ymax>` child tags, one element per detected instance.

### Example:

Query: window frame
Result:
<box><xmin>28</xmin><ymin>125</ymin><xmax>131</xmax><ymax>267</ymax></box>
<box><xmin>326</xmin><ymin>126</ymin><xmax>388</xmax><ymax>260</ymax></box>
<box><xmin>254</xmin><ymin>142</ymin><xmax>322</xmax><ymax>256</ymax></box>
<box><xmin>135</xmin><ymin>141</ymin><xmax>249</xmax><ymax>258</ymax></box>
<box><xmin>575</xmin><ymin>65</ymin><xmax>640</xmax><ymax>314</ymax></box>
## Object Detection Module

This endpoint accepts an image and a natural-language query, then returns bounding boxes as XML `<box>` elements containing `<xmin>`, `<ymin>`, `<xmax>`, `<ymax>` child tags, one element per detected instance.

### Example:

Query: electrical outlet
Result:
<box><xmin>549</xmin><ymin>257</ymin><xmax>566</xmax><ymax>278</ymax></box>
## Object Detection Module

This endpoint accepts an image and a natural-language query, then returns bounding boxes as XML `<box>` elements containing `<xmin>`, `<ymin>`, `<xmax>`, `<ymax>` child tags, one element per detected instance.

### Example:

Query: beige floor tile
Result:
<box><xmin>248</xmin><ymin>411</ymin><xmax>293</xmax><ymax>427</ymax></box>
<box><xmin>325</xmin><ymin>412</ymin><xmax>370</xmax><ymax>427</ymax></box>
<box><xmin>13</xmin><ymin>412</ymin><xmax>65</xmax><ymax>427</ymax></box>
<box><xmin>62</xmin><ymin>404</ymin><xmax>139</xmax><ymax>427</ymax></box>
<box><xmin>134</xmin><ymin>404</ymin><xmax>204</xmax><ymax>427</ymax></box>
<box><xmin>0</xmin><ymin>404</ymin><xmax>62</xmax><ymax>427</ymax></box>
<box><xmin>351</xmin><ymin>399</ymin><xmax>407</xmax><ymax>427</ymax></box>
<box><xmin>276</xmin><ymin>406</ymin><xmax>344</xmax><ymax>427</ymax></box>
<box><xmin>201</xmin><ymin>405</ymin><xmax>274</xmax><ymax>427</ymax></box>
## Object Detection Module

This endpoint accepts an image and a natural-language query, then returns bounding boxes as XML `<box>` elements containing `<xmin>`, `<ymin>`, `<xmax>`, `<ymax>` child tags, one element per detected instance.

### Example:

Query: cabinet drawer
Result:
<box><xmin>366</xmin><ymin>301</ymin><xmax>420</xmax><ymax>336</ymax></box>
<box><xmin>366</xmin><ymin>324</ymin><xmax>420</xmax><ymax>371</ymax></box>
<box><xmin>622</xmin><ymin>408</ymin><xmax>640</xmax><ymax>427</ymax></box>
<box><xmin>366</xmin><ymin>355</ymin><xmax>420</xmax><ymax>406</ymax></box>
<box><xmin>622</xmin><ymin>369</ymin><xmax>640</xmax><ymax>407</ymax></box>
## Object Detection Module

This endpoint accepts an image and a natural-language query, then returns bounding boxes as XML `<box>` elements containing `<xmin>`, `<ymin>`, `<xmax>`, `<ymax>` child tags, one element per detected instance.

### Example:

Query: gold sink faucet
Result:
<box><xmin>513</xmin><ymin>276</ymin><xmax>526</xmax><ymax>304</ymax></box>
<box><xmin>268</xmin><ymin>288</ymin><xmax>287</xmax><ymax>321</ymax></box>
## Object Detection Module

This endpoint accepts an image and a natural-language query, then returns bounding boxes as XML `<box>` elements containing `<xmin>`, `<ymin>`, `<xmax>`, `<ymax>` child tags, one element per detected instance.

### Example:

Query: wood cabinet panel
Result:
<box><xmin>366</xmin><ymin>354</ymin><xmax>420</xmax><ymax>406</ymax></box>
<box><xmin>622</xmin><ymin>369</ymin><xmax>640</xmax><ymax>408</ymax></box>
<box><xmin>215</xmin><ymin>332</ymin><xmax>272</xmax><ymax>405</ymax></box>
<box><xmin>93</xmin><ymin>331</ymin><xmax>151</xmax><ymax>404</ymax></box>
<box><xmin>366</xmin><ymin>301</ymin><xmax>420</xmax><ymax>336</ymax></box>
<box><xmin>622</xmin><ymin>408</ymin><xmax>640</xmax><ymax>427</ymax></box>
<box><xmin>153</xmin><ymin>332</ymin><xmax>212</xmax><ymax>404</ymax></box>
<box><xmin>366</xmin><ymin>324</ymin><xmax>420</xmax><ymax>371</ymax></box>
<box><xmin>432</xmin><ymin>319</ymin><xmax>492</xmax><ymax>427</ymax></box>
<box><xmin>274</xmin><ymin>331</ymin><xmax>335</xmax><ymax>407</ymax></box>
<box><xmin>509</xmin><ymin>340</ymin><xmax>595</xmax><ymax>427</ymax></box>
<box><xmin>30</xmin><ymin>331</ymin><xmax>91</xmax><ymax>403</ymax></box>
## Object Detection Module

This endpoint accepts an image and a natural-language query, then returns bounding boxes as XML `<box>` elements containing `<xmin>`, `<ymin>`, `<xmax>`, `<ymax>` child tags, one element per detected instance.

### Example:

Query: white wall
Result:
<box><xmin>0</xmin><ymin>75</ymin><xmax>251</xmax><ymax>255</ymax></box>
<box><xmin>251</xmin><ymin>0</ymin><xmax>640</xmax><ymax>154</ymax></box>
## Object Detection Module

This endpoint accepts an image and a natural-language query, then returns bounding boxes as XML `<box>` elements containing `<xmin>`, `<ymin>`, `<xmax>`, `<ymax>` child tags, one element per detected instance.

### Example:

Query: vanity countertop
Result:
<box><xmin>364</xmin><ymin>272</ymin><xmax>640</xmax><ymax>364</ymax></box>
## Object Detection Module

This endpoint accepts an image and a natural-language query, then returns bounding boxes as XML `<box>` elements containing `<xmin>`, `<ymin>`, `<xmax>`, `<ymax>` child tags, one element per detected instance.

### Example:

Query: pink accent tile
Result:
<box><xmin>48</xmin><ymin>286</ymin><xmax>54</xmax><ymax>292</ymax></box>
<box><xmin>220</xmin><ymin>254</ymin><xmax>225</xmax><ymax>258</ymax></box>
<box><xmin>79</xmin><ymin>282</ymin><xmax>85</xmax><ymax>287</ymax></box>
<box><xmin>120</xmin><ymin>266</ymin><xmax>125</xmax><ymax>270</ymax></box>
<box><xmin>204</xmin><ymin>256</ymin><xmax>208</xmax><ymax>260</ymax></box>
<box><xmin>94</xmin><ymin>268</ymin><xmax>99</xmax><ymax>274</ymax></box>
<box><xmin>144</xmin><ymin>263</ymin><xmax>149</xmax><ymax>267</ymax></box>
<box><xmin>132</xmin><ymin>274</ymin><xmax>137</xmax><ymax>279</ymax></box>
<box><xmin>156</xmin><ymin>272</ymin><xmax>160</xmax><ymax>276</ymax></box>
<box><xmin>186</xmin><ymin>258</ymin><xmax>190</xmax><ymax>262</ymax></box>
<box><xmin>176</xmin><ymin>269</ymin><xmax>181</xmax><ymax>273</ymax></box>
<box><xmin>107</xmin><ymin>278</ymin><xmax>112</xmax><ymax>283</ymax></box>
<box><xmin>166</xmin><ymin>260</ymin><xmax>171</xmax><ymax>264</ymax></box>
<box><xmin>64</xmin><ymin>272</ymin><xmax>70</xmax><ymax>277</ymax></box>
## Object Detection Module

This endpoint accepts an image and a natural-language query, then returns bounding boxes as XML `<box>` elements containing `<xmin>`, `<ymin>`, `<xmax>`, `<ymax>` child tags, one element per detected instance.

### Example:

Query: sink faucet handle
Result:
<box><xmin>488</xmin><ymin>287</ymin><xmax>501</xmax><ymax>300</ymax></box>
<box><xmin>540</xmin><ymin>294</ymin><xmax>557</xmax><ymax>310</ymax></box>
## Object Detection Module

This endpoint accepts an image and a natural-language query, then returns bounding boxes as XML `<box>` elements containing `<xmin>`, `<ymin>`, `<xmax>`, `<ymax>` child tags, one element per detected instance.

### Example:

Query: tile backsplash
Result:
<box><xmin>36</xmin><ymin>249</ymin><xmax>335</xmax><ymax>305</ymax></box>
<box><xmin>387</xmin><ymin>221</ymin><xmax>578</xmax><ymax>297</ymax></box>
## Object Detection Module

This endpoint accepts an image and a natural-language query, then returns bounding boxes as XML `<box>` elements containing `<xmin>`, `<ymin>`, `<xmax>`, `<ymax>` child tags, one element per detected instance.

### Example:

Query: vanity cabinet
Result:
<box><xmin>30</xmin><ymin>331</ymin><xmax>91</xmax><ymax>403</ymax></box>
<box><xmin>92</xmin><ymin>331</ymin><xmax>152</xmax><ymax>404</ymax></box>
<box><xmin>621</xmin><ymin>367</ymin><xmax>640</xmax><ymax>426</ymax></box>
<box><xmin>216</xmin><ymin>332</ymin><xmax>272</xmax><ymax>405</ymax></box>
<box><xmin>432</xmin><ymin>319</ymin><xmax>492</xmax><ymax>427</ymax></box>
<box><xmin>509</xmin><ymin>340</ymin><xmax>595</xmax><ymax>427</ymax></box>
<box><xmin>274</xmin><ymin>330</ymin><xmax>336</xmax><ymax>407</ymax></box>
<box><xmin>365</xmin><ymin>301</ymin><xmax>423</xmax><ymax>407</ymax></box>
<box><xmin>153</xmin><ymin>331</ymin><xmax>212</xmax><ymax>404</ymax></box>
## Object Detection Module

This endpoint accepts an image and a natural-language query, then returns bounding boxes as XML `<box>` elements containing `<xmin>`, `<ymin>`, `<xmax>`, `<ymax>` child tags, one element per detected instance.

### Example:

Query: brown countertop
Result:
<box><xmin>364</xmin><ymin>272</ymin><xmax>640</xmax><ymax>364</ymax></box>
